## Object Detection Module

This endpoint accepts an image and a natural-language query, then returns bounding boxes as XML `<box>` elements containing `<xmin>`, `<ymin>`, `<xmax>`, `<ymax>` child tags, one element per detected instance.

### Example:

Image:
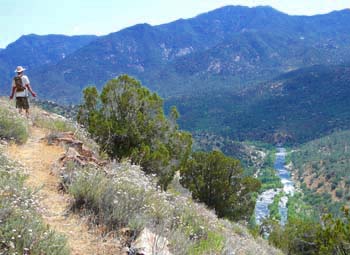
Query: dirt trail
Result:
<box><xmin>5</xmin><ymin>126</ymin><xmax>120</xmax><ymax>255</ymax></box>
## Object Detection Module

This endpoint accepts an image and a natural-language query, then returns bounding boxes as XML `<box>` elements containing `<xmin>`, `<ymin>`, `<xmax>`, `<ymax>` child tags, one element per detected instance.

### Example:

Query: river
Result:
<box><xmin>255</xmin><ymin>147</ymin><xmax>295</xmax><ymax>226</ymax></box>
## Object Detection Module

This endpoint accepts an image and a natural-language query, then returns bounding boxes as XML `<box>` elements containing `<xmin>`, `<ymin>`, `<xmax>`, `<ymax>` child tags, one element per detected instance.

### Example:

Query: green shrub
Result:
<box><xmin>0</xmin><ymin>107</ymin><xmax>28</xmax><ymax>143</ymax></box>
<box><xmin>180</xmin><ymin>150</ymin><xmax>261</xmax><ymax>221</ymax></box>
<box><xmin>269</xmin><ymin>209</ymin><xmax>350</xmax><ymax>255</ymax></box>
<box><xmin>69</xmin><ymin>166</ymin><xmax>150</xmax><ymax>229</ymax></box>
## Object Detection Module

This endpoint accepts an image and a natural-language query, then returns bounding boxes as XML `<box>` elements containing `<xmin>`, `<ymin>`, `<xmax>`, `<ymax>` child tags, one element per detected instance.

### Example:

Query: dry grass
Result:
<box><xmin>5</xmin><ymin>126</ymin><xmax>121</xmax><ymax>255</ymax></box>
<box><xmin>0</xmin><ymin>150</ymin><xmax>69</xmax><ymax>255</ymax></box>
<box><xmin>0</xmin><ymin>97</ymin><xmax>29</xmax><ymax>144</ymax></box>
<box><xmin>64</xmin><ymin>159</ymin><xmax>283</xmax><ymax>255</ymax></box>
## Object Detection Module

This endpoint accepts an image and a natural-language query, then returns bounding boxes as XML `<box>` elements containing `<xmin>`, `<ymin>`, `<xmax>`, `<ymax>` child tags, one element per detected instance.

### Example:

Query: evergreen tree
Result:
<box><xmin>78</xmin><ymin>75</ymin><xmax>192</xmax><ymax>189</ymax></box>
<box><xmin>180</xmin><ymin>150</ymin><xmax>261</xmax><ymax>221</ymax></box>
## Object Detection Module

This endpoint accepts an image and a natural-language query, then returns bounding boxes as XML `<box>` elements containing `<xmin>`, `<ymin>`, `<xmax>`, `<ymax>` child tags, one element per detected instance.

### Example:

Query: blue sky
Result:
<box><xmin>1</xmin><ymin>0</ymin><xmax>349</xmax><ymax>48</ymax></box>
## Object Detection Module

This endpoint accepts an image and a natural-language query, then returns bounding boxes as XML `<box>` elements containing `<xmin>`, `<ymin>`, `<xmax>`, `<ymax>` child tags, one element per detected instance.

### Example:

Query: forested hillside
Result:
<box><xmin>167</xmin><ymin>64</ymin><xmax>350</xmax><ymax>144</ymax></box>
<box><xmin>291</xmin><ymin>130</ymin><xmax>350</xmax><ymax>212</ymax></box>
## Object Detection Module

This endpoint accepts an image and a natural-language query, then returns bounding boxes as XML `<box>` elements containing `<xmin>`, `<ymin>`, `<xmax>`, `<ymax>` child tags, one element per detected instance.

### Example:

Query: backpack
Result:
<box><xmin>14</xmin><ymin>76</ymin><xmax>26</xmax><ymax>92</ymax></box>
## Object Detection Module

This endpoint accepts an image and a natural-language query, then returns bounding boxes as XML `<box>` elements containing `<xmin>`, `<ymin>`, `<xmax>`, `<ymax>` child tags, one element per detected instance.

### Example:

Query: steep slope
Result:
<box><xmin>0</xmin><ymin>99</ymin><xmax>282</xmax><ymax>254</ymax></box>
<box><xmin>290</xmin><ymin>130</ymin><xmax>350</xmax><ymax>215</ymax></box>
<box><xmin>167</xmin><ymin>64</ymin><xmax>350</xmax><ymax>144</ymax></box>
<box><xmin>27</xmin><ymin>6</ymin><xmax>350</xmax><ymax>103</ymax></box>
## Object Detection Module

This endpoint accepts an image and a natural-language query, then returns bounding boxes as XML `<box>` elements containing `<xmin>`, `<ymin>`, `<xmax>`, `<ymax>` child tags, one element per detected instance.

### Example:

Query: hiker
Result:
<box><xmin>9</xmin><ymin>66</ymin><xmax>37</xmax><ymax>117</ymax></box>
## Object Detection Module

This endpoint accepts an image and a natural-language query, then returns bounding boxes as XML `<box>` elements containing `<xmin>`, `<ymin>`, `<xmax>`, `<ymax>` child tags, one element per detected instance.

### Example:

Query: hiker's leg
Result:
<box><xmin>16</xmin><ymin>98</ymin><xmax>21</xmax><ymax>114</ymax></box>
<box><xmin>22</xmin><ymin>98</ymin><xmax>30</xmax><ymax>117</ymax></box>
<box><xmin>25</xmin><ymin>109</ymin><xmax>29</xmax><ymax>118</ymax></box>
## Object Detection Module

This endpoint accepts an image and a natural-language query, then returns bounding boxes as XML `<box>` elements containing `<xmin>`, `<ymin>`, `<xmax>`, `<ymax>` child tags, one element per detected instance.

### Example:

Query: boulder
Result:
<box><xmin>130</xmin><ymin>228</ymin><xmax>172</xmax><ymax>255</ymax></box>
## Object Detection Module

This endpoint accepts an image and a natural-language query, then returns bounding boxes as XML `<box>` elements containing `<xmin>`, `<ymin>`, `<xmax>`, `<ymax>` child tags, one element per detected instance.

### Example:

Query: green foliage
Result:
<box><xmin>258</xmin><ymin>168</ymin><xmax>283</xmax><ymax>192</ymax></box>
<box><xmin>291</xmin><ymin>130</ymin><xmax>350</xmax><ymax>213</ymax></box>
<box><xmin>167</xmin><ymin>64</ymin><xmax>350</xmax><ymax>145</ymax></box>
<box><xmin>301</xmin><ymin>186</ymin><xmax>344</xmax><ymax>217</ymax></box>
<box><xmin>192</xmin><ymin>132</ymin><xmax>269</xmax><ymax>177</ymax></box>
<box><xmin>287</xmin><ymin>192</ymin><xmax>319</xmax><ymax>222</ymax></box>
<box><xmin>69</xmin><ymin>165</ymin><xmax>150</xmax><ymax>230</ymax></box>
<box><xmin>0</xmin><ymin>106</ymin><xmax>28</xmax><ymax>144</ymax></box>
<box><xmin>256</xmin><ymin>149</ymin><xmax>282</xmax><ymax>191</ymax></box>
<box><xmin>269</xmin><ymin>208</ymin><xmax>350</xmax><ymax>255</ymax></box>
<box><xmin>0</xmin><ymin>153</ymin><xmax>69</xmax><ymax>255</ymax></box>
<box><xmin>268</xmin><ymin>192</ymin><xmax>284</xmax><ymax>221</ymax></box>
<box><xmin>32</xmin><ymin>116</ymin><xmax>75</xmax><ymax>133</ymax></box>
<box><xmin>180</xmin><ymin>150</ymin><xmax>261</xmax><ymax>221</ymax></box>
<box><xmin>77</xmin><ymin>75</ymin><xmax>192</xmax><ymax>189</ymax></box>
<box><xmin>269</xmin><ymin>217</ymin><xmax>320</xmax><ymax>255</ymax></box>
<box><xmin>189</xmin><ymin>231</ymin><xmax>224</xmax><ymax>255</ymax></box>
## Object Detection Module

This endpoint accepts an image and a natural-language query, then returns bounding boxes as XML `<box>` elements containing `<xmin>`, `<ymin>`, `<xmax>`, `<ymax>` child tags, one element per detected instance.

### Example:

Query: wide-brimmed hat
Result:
<box><xmin>14</xmin><ymin>66</ymin><xmax>26</xmax><ymax>73</ymax></box>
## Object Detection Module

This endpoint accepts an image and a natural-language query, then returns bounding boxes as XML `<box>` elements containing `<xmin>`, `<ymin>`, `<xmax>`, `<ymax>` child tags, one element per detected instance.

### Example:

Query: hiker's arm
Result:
<box><xmin>25</xmin><ymin>84</ymin><xmax>36</xmax><ymax>97</ymax></box>
<box><xmin>9</xmin><ymin>82</ymin><xmax>16</xmax><ymax>99</ymax></box>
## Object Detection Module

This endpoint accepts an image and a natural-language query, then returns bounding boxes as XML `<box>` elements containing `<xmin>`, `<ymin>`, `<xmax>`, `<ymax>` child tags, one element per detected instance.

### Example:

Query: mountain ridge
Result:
<box><xmin>20</xmin><ymin>5</ymin><xmax>350</xmax><ymax>103</ymax></box>
<box><xmin>0</xmin><ymin>34</ymin><xmax>98</xmax><ymax>94</ymax></box>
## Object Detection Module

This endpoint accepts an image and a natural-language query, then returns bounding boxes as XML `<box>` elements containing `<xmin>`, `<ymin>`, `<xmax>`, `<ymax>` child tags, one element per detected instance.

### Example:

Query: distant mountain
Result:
<box><xmin>166</xmin><ymin>64</ymin><xmax>350</xmax><ymax>144</ymax></box>
<box><xmin>2</xmin><ymin>6</ymin><xmax>350</xmax><ymax>144</ymax></box>
<box><xmin>0</xmin><ymin>34</ymin><xmax>97</xmax><ymax>93</ymax></box>
<box><xmin>24</xmin><ymin>6</ymin><xmax>350</xmax><ymax>103</ymax></box>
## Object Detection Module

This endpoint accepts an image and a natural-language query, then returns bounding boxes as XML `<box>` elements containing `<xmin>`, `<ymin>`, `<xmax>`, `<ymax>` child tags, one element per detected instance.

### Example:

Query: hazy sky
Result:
<box><xmin>1</xmin><ymin>0</ymin><xmax>349</xmax><ymax>48</ymax></box>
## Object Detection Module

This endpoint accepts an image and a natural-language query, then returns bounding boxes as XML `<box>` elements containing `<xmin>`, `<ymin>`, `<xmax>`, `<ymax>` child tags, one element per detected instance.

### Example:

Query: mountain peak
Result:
<box><xmin>120</xmin><ymin>23</ymin><xmax>152</xmax><ymax>32</ymax></box>
<box><xmin>198</xmin><ymin>5</ymin><xmax>287</xmax><ymax>17</ymax></box>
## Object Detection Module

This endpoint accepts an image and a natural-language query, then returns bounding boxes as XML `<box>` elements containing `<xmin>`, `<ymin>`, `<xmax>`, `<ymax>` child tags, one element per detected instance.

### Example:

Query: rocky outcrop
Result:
<box><xmin>131</xmin><ymin>228</ymin><xmax>172</xmax><ymax>255</ymax></box>
<box><xmin>46</xmin><ymin>131</ymin><xmax>105</xmax><ymax>168</ymax></box>
<box><xmin>119</xmin><ymin>227</ymin><xmax>172</xmax><ymax>255</ymax></box>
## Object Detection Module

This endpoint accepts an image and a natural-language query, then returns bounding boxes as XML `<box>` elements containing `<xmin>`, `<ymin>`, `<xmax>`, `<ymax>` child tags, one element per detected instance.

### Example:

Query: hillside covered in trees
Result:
<box><xmin>290</xmin><ymin>130</ymin><xmax>350</xmax><ymax>214</ymax></box>
<box><xmin>167</xmin><ymin>64</ymin><xmax>350</xmax><ymax>144</ymax></box>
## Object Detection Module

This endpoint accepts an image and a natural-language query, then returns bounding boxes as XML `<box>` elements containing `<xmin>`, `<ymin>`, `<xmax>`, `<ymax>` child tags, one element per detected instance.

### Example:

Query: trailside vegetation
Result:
<box><xmin>78</xmin><ymin>75</ymin><xmax>262</xmax><ymax>222</ymax></box>
<box><xmin>268</xmin><ymin>208</ymin><xmax>350</xmax><ymax>255</ymax></box>
<box><xmin>0</xmin><ymin>102</ymin><xmax>28</xmax><ymax>144</ymax></box>
<box><xmin>77</xmin><ymin>75</ymin><xmax>192</xmax><ymax>189</ymax></box>
<box><xmin>0</xmin><ymin>153</ymin><xmax>69</xmax><ymax>255</ymax></box>
<box><xmin>180</xmin><ymin>150</ymin><xmax>261</xmax><ymax>221</ymax></box>
<box><xmin>62</xmin><ymin>160</ymin><xmax>279</xmax><ymax>254</ymax></box>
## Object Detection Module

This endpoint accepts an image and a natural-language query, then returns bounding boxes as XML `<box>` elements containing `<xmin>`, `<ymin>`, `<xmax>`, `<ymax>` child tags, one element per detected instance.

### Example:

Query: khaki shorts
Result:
<box><xmin>16</xmin><ymin>97</ymin><xmax>29</xmax><ymax>110</ymax></box>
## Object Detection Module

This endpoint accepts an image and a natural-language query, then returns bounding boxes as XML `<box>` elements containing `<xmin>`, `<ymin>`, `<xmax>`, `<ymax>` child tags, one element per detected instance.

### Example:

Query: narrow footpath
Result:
<box><xmin>5</xmin><ymin>126</ymin><xmax>121</xmax><ymax>255</ymax></box>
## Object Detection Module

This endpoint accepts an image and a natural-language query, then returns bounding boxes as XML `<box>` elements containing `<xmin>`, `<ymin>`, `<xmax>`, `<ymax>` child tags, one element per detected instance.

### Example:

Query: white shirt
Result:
<box><xmin>12</xmin><ymin>75</ymin><xmax>30</xmax><ymax>97</ymax></box>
